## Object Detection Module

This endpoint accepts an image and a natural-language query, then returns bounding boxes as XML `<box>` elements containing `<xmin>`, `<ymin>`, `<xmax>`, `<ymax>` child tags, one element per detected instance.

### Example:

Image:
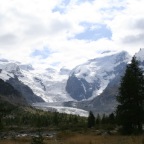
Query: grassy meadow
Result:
<box><xmin>0</xmin><ymin>133</ymin><xmax>144</xmax><ymax>144</ymax></box>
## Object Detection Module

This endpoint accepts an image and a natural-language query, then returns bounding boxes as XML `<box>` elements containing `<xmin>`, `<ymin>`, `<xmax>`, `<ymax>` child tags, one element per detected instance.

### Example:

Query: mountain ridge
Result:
<box><xmin>0</xmin><ymin>49</ymin><xmax>144</xmax><ymax>115</ymax></box>
<box><xmin>66</xmin><ymin>51</ymin><xmax>131</xmax><ymax>101</ymax></box>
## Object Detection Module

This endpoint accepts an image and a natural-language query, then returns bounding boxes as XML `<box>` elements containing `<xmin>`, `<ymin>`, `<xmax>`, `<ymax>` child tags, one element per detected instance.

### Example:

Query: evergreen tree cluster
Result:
<box><xmin>87</xmin><ymin>111</ymin><xmax>116</xmax><ymax>129</ymax></box>
<box><xmin>116</xmin><ymin>56</ymin><xmax>144</xmax><ymax>134</ymax></box>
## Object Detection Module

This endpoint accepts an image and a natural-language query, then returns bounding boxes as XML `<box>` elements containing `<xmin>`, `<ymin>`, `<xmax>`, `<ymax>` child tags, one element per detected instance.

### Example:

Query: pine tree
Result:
<box><xmin>0</xmin><ymin>118</ymin><xmax>3</xmax><ymax>130</ymax></box>
<box><xmin>87</xmin><ymin>111</ymin><xmax>95</xmax><ymax>128</ymax></box>
<box><xmin>95</xmin><ymin>114</ymin><xmax>101</xmax><ymax>125</ymax></box>
<box><xmin>53</xmin><ymin>112</ymin><xmax>59</xmax><ymax>125</ymax></box>
<box><xmin>116</xmin><ymin>56</ymin><xmax>144</xmax><ymax>134</ymax></box>
<box><xmin>108</xmin><ymin>113</ymin><xmax>115</xmax><ymax>124</ymax></box>
<box><xmin>101</xmin><ymin>114</ymin><xmax>108</xmax><ymax>124</ymax></box>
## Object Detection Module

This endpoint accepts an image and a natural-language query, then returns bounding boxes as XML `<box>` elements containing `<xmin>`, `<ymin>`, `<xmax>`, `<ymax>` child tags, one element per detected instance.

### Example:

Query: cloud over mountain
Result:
<box><xmin>0</xmin><ymin>0</ymin><xmax>143</xmax><ymax>69</ymax></box>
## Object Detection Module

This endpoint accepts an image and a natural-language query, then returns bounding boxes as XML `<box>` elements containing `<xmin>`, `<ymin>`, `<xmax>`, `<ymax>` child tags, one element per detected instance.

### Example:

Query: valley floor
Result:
<box><xmin>0</xmin><ymin>132</ymin><xmax>144</xmax><ymax>144</ymax></box>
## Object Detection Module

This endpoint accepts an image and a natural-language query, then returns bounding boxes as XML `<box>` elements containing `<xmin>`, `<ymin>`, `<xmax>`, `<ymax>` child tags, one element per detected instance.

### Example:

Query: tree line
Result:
<box><xmin>87</xmin><ymin>111</ymin><xmax>116</xmax><ymax>129</ymax></box>
<box><xmin>0</xmin><ymin>101</ymin><xmax>116</xmax><ymax>132</ymax></box>
<box><xmin>0</xmin><ymin>103</ymin><xmax>86</xmax><ymax>131</ymax></box>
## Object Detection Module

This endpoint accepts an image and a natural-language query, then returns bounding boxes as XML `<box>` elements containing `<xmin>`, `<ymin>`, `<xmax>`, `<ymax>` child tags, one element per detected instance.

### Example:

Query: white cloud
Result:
<box><xmin>107</xmin><ymin>0</ymin><xmax>144</xmax><ymax>54</ymax></box>
<box><xmin>0</xmin><ymin>0</ymin><xmax>143</xmax><ymax>69</ymax></box>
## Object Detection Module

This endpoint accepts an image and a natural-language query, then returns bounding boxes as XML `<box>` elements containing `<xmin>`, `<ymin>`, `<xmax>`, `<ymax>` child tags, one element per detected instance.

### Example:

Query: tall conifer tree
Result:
<box><xmin>87</xmin><ymin>111</ymin><xmax>95</xmax><ymax>128</ymax></box>
<box><xmin>116</xmin><ymin>56</ymin><xmax>144</xmax><ymax>134</ymax></box>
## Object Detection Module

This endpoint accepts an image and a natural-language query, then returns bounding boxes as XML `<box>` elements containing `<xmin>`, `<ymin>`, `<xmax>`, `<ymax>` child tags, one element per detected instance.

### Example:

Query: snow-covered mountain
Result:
<box><xmin>17</xmin><ymin>68</ymin><xmax>73</xmax><ymax>102</ymax></box>
<box><xmin>0</xmin><ymin>59</ymin><xmax>73</xmax><ymax>103</ymax></box>
<box><xmin>66</xmin><ymin>51</ymin><xmax>131</xmax><ymax>101</ymax></box>
<box><xmin>1</xmin><ymin>49</ymin><xmax>144</xmax><ymax>115</ymax></box>
<box><xmin>65</xmin><ymin>49</ymin><xmax>144</xmax><ymax>115</ymax></box>
<box><xmin>135</xmin><ymin>48</ymin><xmax>144</xmax><ymax>70</ymax></box>
<box><xmin>33</xmin><ymin>51</ymin><xmax>132</xmax><ymax>115</ymax></box>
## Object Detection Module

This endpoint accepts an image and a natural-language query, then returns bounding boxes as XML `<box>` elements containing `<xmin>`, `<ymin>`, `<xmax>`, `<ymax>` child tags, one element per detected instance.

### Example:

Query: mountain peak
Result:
<box><xmin>59</xmin><ymin>68</ymin><xmax>71</xmax><ymax>75</ymax></box>
<box><xmin>46</xmin><ymin>68</ymin><xmax>57</xmax><ymax>73</ymax></box>
<box><xmin>0</xmin><ymin>58</ymin><xmax>9</xmax><ymax>62</ymax></box>
<box><xmin>135</xmin><ymin>48</ymin><xmax>144</xmax><ymax>62</ymax></box>
<box><xmin>19</xmin><ymin>64</ymin><xmax>34</xmax><ymax>71</ymax></box>
<box><xmin>66</xmin><ymin>51</ymin><xmax>131</xmax><ymax>101</ymax></box>
<box><xmin>0</xmin><ymin>62</ymin><xmax>20</xmax><ymax>73</ymax></box>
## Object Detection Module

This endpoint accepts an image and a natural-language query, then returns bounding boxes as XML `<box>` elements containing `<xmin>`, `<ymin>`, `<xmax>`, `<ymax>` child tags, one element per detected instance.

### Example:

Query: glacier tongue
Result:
<box><xmin>33</xmin><ymin>102</ymin><xmax>88</xmax><ymax>117</ymax></box>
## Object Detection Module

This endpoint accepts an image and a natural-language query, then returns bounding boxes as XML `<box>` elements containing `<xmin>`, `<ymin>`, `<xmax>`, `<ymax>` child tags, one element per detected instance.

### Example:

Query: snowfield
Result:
<box><xmin>0</xmin><ymin>59</ymin><xmax>73</xmax><ymax>102</ymax></box>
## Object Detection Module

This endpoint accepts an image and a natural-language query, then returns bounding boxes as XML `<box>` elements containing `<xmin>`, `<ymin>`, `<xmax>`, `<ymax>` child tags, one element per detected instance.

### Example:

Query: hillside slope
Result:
<box><xmin>0</xmin><ymin>78</ymin><xmax>27</xmax><ymax>105</ymax></box>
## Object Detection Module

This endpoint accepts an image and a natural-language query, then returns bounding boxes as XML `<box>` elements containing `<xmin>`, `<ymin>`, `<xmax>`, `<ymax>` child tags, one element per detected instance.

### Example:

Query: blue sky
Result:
<box><xmin>0</xmin><ymin>0</ymin><xmax>144</xmax><ymax>69</ymax></box>
<box><xmin>74</xmin><ymin>23</ymin><xmax>112</xmax><ymax>40</ymax></box>
<box><xmin>31</xmin><ymin>47</ymin><xmax>52</xmax><ymax>59</ymax></box>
